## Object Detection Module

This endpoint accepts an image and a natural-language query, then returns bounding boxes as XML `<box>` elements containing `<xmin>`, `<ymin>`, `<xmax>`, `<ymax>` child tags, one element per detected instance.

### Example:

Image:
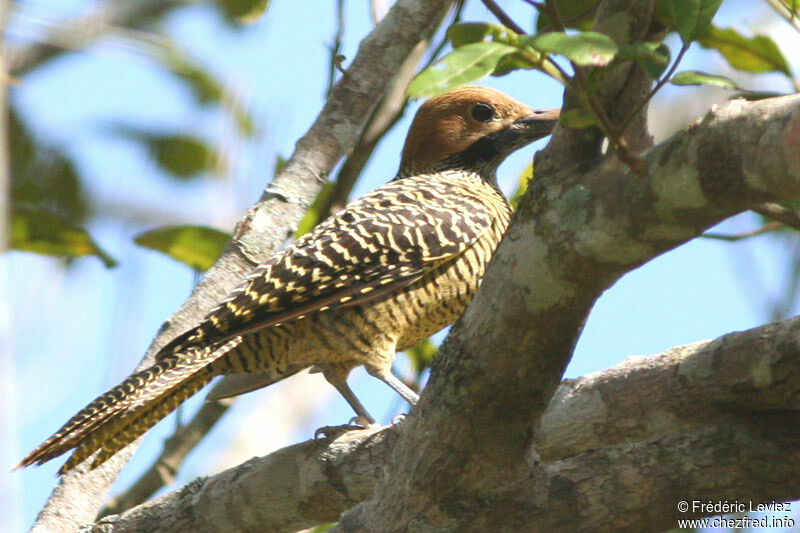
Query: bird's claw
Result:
<box><xmin>314</xmin><ymin>419</ymin><xmax>372</xmax><ymax>442</ymax></box>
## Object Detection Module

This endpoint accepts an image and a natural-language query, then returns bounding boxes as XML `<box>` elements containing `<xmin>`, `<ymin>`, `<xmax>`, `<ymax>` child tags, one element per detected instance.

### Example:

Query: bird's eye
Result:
<box><xmin>471</xmin><ymin>102</ymin><xmax>495</xmax><ymax>123</ymax></box>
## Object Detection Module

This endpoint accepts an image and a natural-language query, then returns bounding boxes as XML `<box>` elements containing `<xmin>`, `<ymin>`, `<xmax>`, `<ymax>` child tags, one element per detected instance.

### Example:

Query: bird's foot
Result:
<box><xmin>314</xmin><ymin>418</ymin><xmax>374</xmax><ymax>442</ymax></box>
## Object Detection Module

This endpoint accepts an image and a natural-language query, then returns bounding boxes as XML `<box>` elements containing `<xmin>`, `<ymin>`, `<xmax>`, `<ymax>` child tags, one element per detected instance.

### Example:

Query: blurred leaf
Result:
<box><xmin>160</xmin><ymin>48</ymin><xmax>223</xmax><ymax>105</ymax></box>
<box><xmin>447</xmin><ymin>23</ymin><xmax>519</xmax><ymax>48</ymax></box>
<box><xmin>12</xmin><ymin>152</ymin><xmax>89</xmax><ymax>221</ymax></box>
<box><xmin>148</xmin><ymin>135</ymin><xmax>222</xmax><ymax>178</ymax></box>
<box><xmin>134</xmin><ymin>225</ymin><xmax>230</xmax><ymax>271</ymax></box>
<box><xmin>510</xmin><ymin>163</ymin><xmax>534</xmax><ymax>210</ymax></box>
<box><xmin>616</xmin><ymin>42</ymin><xmax>671</xmax><ymax>79</ymax></box>
<box><xmin>152</xmin><ymin>44</ymin><xmax>258</xmax><ymax>137</ymax></box>
<box><xmin>232</xmin><ymin>105</ymin><xmax>258</xmax><ymax>137</ymax></box>
<box><xmin>10</xmin><ymin>107</ymin><xmax>89</xmax><ymax>222</ymax></box>
<box><xmin>536</xmin><ymin>0</ymin><xmax>598</xmax><ymax>31</ymax></box>
<box><xmin>671</xmin><ymin>70</ymin><xmax>738</xmax><ymax>89</ymax></box>
<box><xmin>559</xmin><ymin>108</ymin><xmax>597</xmax><ymax>129</ymax></box>
<box><xmin>407</xmin><ymin>42</ymin><xmax>517</xmax><ymax>98</ymax></box>
<box><xmin>296</xmin><ymin>182</ymin><xmax>335</xmax><ymax>237</ymax></box>
<box><xmin>11</xmin><ymin>203</ymin><xmax>117</xmax><ymax>268</ymax></box>
<box><xmin>668</xmin><ymin>0</ymin><xmax>723</xmax><ymax>44</ymax></box>
<box><xmin>9</xmin><ymin>106</ymin><xmax>35</xmax><ymax>173</ymax></box>
<box><xmin>110</xmin><ymin>125</ymin><xmax>224</xmax><ymax>179</ymax></box>
<box><xmin>216</xmin><ymin>0</ymin><xmax>270</xmax><ymax>23</ymax></box>
<box><xmin>526</xmin><ymin>31</ymin><xmax>618</xmax><ymax>67</ymax></box>
<box><xmin>699</xmin><ymin>25</ymin><xmax>792</xmax><ymax>77</ymax></box>
<box><xmin>404</xmin><ymin>338</ymin><xmax>438</xmax><ymax>375</ymax></box>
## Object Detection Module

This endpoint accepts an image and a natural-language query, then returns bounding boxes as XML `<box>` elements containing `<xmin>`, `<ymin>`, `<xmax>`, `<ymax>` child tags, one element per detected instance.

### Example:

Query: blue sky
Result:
<box><xmin>4</xmin><ymin>0</ymin><xmax>799</xmax><ymax>531</ymax></box>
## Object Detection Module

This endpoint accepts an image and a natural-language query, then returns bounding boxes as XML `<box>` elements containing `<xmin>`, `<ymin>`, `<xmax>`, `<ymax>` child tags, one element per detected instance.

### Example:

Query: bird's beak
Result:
<box><xmin>514</xmin><ymin>108</ymin><xmax>561</xmax><ymax>140</ymax></box>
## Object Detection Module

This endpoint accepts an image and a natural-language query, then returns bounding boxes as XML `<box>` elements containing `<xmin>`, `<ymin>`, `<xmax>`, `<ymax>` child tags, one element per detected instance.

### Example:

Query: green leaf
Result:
<box><xmin>10</xmin><ymin>203</ymin><xmax>117</xmax><ymax>268</ymax></box>
<box><xmin>492</xmin><ymin>52</ymin><xmax>540</xmax><ymax>77</ymax></box>
<box><xmin>110</xmin><ymin>126</ymin><xmax>224</xmax><ymax>179</ymax></box>
<box><xmin>295</xmin><ymin>182</ymin><xmax>335</xmax><ymax>238</ymax></box>
<box><xmin>149</xmin><ymin>135</ymin><xmax>222</xmax><ymax>178</ymax></box>
<box><xmin>134</xmin><ymin>225</ymin><xmax>230</xmax><ymax>271</ymax></box>
<box><xmin>404</xmin><ymin>338</ymin><xmax>438</xmax><ymax>375</ymax></box>
<box><xmin>616</xmin><ymin>42</ymin><xmax>671</xmax><ymax>79</ymax></box>
<box><xmin>559</xmin><ymin>108</ymin><xmax>597</xmax><ymax>129</ymax></box>
<box><xmin>10</xmin><ymin>107</ymin><xmax>90</xmax><ymax>223</ymax></box>
<box><xmin>669</xmin><ymin>0</ymin><xmax>723</xmax><ymax>44</ymax></box>
<box><xmin>217</xmin><ymin>0</ymin><xmax>270</xmax><ymax>23</ymax></box>
<box><xmin>526</xmin><ymin>31</ymin><xmax>618</xmax><ymax>67</ymax></box>
<box><xmin>407</xmin><ymin>42</ymin><xmax>518</xmax><ymax>99</ymax></box>
<box><xmin>699</xmin><ymin>25</ymin><xmax>792</xmax><ymax>76</ymax></box>
<box><xmin>536</xmin><ymin>0</ymin><xmax>598</xmax><ymax>31</ymax></box>
<box><xmin>447</xmin><ymin>23</ymin><xmax>519</xmax><ymax>48</ymax></box>
<box><xmin>671</xmin><ymin>70</ymin><xmax>738</xmax><ymax>89</ymax></box>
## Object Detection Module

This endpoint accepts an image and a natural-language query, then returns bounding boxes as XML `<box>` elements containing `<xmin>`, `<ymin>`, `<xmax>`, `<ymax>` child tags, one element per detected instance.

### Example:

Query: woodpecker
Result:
<box><xmin>18</xmin><ymin>86</ymin><xmax>559</xmax><ymax>474</ymax></box>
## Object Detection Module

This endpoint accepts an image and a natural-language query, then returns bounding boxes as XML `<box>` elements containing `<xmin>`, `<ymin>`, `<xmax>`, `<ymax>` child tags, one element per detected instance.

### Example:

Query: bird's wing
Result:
<box><xmin>158</xmin><ymin>177</ymin><xmax>497</xmax><ymax>357</ymax></box>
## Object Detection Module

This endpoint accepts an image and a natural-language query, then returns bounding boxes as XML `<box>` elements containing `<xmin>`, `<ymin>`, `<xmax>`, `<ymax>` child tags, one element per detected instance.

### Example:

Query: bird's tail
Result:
<box><xmin>16</xmin><ymin>340</ymin><xmax>237</xmax><ymax>475</ymax></box>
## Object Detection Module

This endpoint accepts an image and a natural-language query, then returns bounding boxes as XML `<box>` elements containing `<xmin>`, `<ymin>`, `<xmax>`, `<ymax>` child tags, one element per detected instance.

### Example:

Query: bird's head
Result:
<box><xmin>399</xmin><ymin>86</ymin><xmax>559</xmax><ymax>178</ymax></box>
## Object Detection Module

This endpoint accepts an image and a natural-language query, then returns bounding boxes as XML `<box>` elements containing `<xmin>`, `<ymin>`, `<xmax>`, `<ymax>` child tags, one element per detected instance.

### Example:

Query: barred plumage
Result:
<box><xmin>18</xmin><ymin>86</ymin><xmax>559</xmax><ymax>474</ymax></box>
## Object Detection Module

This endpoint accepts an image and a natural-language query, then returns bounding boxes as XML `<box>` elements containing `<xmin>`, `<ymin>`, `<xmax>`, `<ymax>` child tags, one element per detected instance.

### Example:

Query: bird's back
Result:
<box><xmin>212</xmin><ymin>170</ymin><xmax>512</xmax><ymax>380</ymax></box>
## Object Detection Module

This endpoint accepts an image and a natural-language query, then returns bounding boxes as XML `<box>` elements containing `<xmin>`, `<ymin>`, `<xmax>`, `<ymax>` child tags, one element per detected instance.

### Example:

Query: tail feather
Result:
<box><xmin>17</xmin><ymin>337</ymin><xmax>241</xmax><ymax>473</ymax></box>
<box><xmin>59</xmin><ymin>368</ymin><xmax>214</xmax><ymax>474</ymax></box>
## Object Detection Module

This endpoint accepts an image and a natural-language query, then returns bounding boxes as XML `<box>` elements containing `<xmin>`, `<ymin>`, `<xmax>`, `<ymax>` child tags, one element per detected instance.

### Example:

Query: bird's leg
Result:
<box><xmin>320</xmin><ymin>363</ymin><xmax>377</xmax><ymax>425</ymax></box>
<box><xmin>328</xmin><ymin>379</ymin><xmax>377</xmax><ymax>426</ymax></box>
<box><xmin>365</xmin><ymin>365</ymin><xmax>420</xmax><ymax>406</ymax></box>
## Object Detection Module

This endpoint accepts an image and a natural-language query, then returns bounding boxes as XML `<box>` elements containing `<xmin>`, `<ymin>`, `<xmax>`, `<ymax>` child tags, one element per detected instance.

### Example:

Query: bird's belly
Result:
<box><xmin>373</xmin><ymin>245</ymin><xmax>487</xmax><ymax>351</ymax></box>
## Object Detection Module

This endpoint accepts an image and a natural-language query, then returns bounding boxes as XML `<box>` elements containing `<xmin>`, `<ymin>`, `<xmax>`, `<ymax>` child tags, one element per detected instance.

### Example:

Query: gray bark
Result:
<box><xmin>84</xmin><ymin>316</ymin><xmax>800</xmax><ymax>532</ymax></box>
<box><xmin>338</xmin><ymin>93</ymin><xmax>800</xmax><ymax>530</ymax></box>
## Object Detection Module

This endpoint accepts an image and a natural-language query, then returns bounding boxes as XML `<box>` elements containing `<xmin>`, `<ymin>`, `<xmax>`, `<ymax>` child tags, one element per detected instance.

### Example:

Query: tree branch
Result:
<box><xmin>29</xmin><ymin>1</ymin><xmax>453</xmax><ymax>531</ymax></box>
<box><xmin>339</xmin><ymin>89</ymin><xmax>800</xmax><ymax>528</ymax></box>
<box><xmin>96</xmin><ymin>11</ymin><xmax>449</xmax><ymax>517</ymax></box>
<box><xmin>83</xmin><ymin>316</ymin><xmax>800</xmax><ymax>531</ymax></box>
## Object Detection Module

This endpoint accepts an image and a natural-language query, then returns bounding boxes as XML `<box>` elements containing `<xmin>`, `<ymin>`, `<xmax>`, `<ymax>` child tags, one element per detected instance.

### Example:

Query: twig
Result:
<box><xmin>320</xmin><ymin>4</ymin><xmax>458</xmax><ymax>217</ymax></box>
<box><xmin>763</xmin><ymin>0</ymin><xmax>800</xmax><ymax>33</ymax></box>
<box><xmin>617</xmin><ymin>41</ymin><xmax>690</xmax><ymax>137</ymax></box>
<box><xmin>327</xmin><ymin>0</ymin><xmax>346</xmax><ymax>97</ymax></box>
<box><xmin>539</xmin><ymin>0</ymin><xmax>643</xmax><ymax>170</ymax></box>
<box><xmin>701</xmin><ymin>221</ymin><xmax>783</xmax><ymax>241</ymax></box>
<box><xmin>752</xmin><ymin>202</ymin><xmax>800</xmax><ymax>231</ymax></box>
<box><xmin>480</xmin><ymin>0</ymin><xmax>525</xmax><ymax>34</ymax></box>
<box><xmin>530</xmin><ymin>0</ymin><xmax>599</xmax><ymax>32</ymax></box>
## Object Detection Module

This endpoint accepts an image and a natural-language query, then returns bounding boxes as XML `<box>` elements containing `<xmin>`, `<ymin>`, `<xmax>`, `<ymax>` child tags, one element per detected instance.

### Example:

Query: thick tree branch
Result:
<box><xmin>29</xmin><ymin>1</ymin><xmax>452</xmax><ymax>531</ymax></box>
<box><xmin>340</xmin><ymin>89</ymin><xmax>800</xmax><ymax>529</ymax></box>
<box><xmin>84</xmin><ymin>316</ymin><xmax>800</xmax><ymax>531</ymax></box>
